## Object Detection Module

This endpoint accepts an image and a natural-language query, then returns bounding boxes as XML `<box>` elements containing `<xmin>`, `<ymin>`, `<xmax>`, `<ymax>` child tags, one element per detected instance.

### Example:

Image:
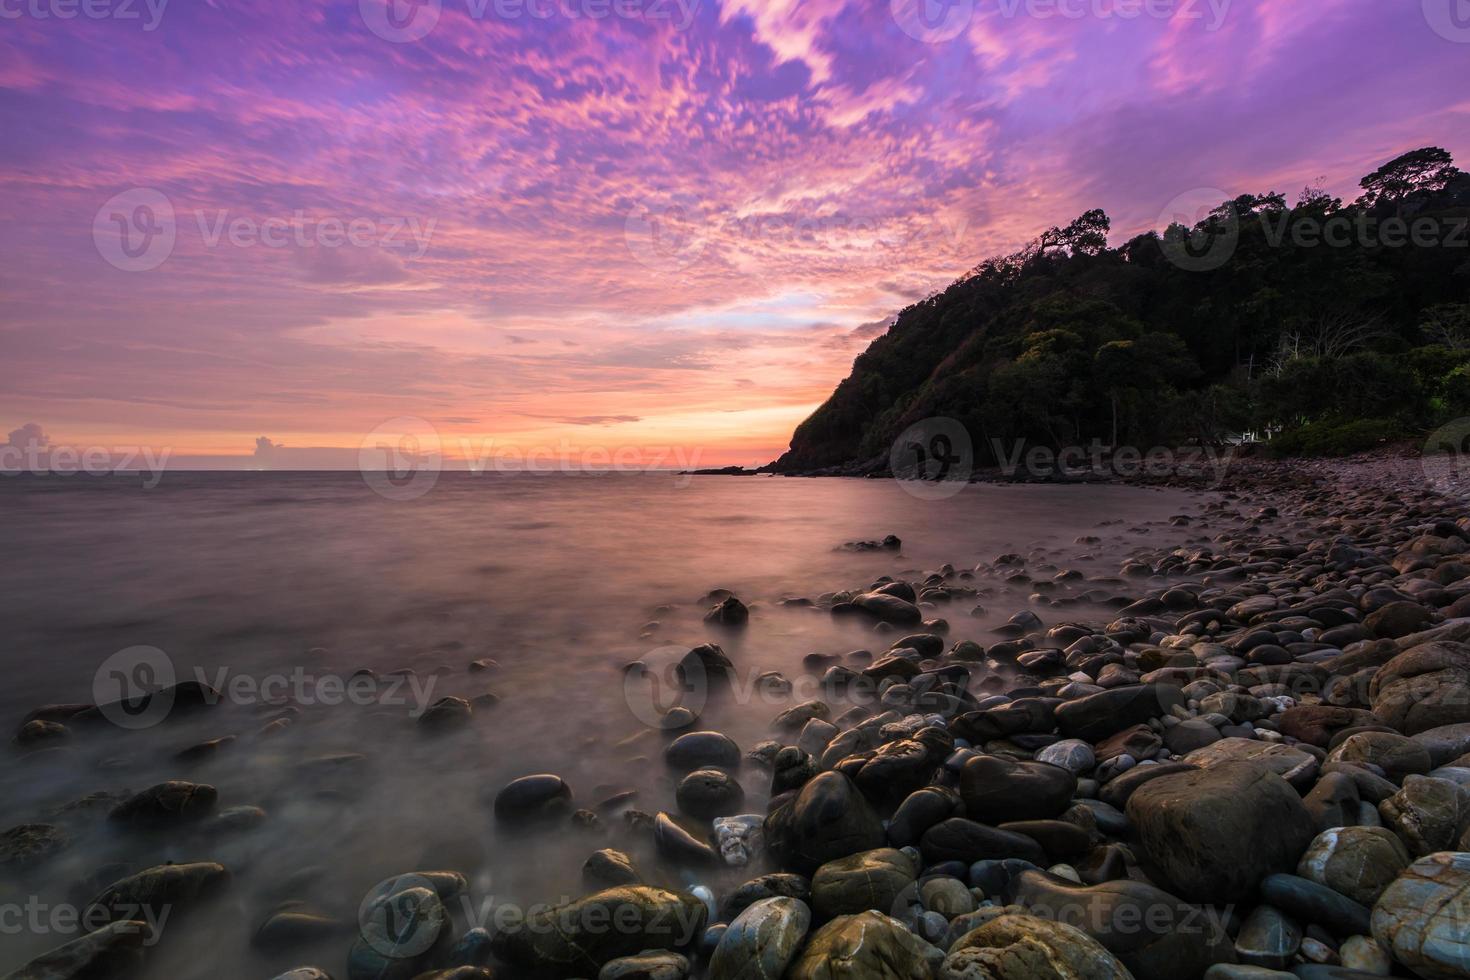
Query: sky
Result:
<box><xmin>0</xmin><ymin>0</ymin><xmax>1467</xmax><ymax>469</ymax></box>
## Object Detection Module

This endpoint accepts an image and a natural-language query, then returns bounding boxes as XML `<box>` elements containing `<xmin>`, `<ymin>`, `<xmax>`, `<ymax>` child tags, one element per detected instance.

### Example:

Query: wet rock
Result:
<box><xmin>1182</xmin><ymin>739</ymin><xmax>1318</xmax><ymax>789</ymax></box>
<box><xmin>418</xmin><ymin>697</ymin><xmax>473</xmax><ymax>732</ymax></box>
<box><xmin>1127</xmin><ymin>761</ymin><xmax>1316</xmax><ymax>902</ymax></box>
<box><xmin>706</xmin><ymin>595</ymin><xmax>749</xmax><ymax>627</ymax></box>
<box><xmin>14</xmin><ymin>719</ymin><xmax>68</xmax><ymax>747</ymax></box>
<box><xmin>1297</xmin><ymin>827</ymin><xmax>1411</xmax><ymax>906</ymax></box>
<box><xmin>665</xmin><ymin>731</ymin><xmax>741</xmax><ymax>772</ymax></box>
<box><xmin>108</xmin><ymin>781</ymin><xmax>218</xmax><ymax>830</ymax></box>
<box><xmin>349</xmin><ymin>883</ymin><xmax>453</xmax><ymax>980</ymax></box>
<box><xmin>1364</xmin><ymin>601</ymin><xmax>1433</xmax><ymax>639</ymax></box>
<box><xmin>253</xmin><ymin>908</ymin><xmax>348</xmax><ymax>950</ymax></box>
<box><xmin>811</xmin><ymin>848</ymin><xmax>916</xmax><ymax>920</ymax></box>
<box><xmin>1326</xmin><ymin>732</ymin><xmax>1432</xmax><ymax>782</ymax></box>
<box><xmin>1054</xmin><ymin>685</ymin><xmax>1176</xmax><ymax>742</ymax></box>
<box><xmin>1005</xmin><ymin>870</ymin><xmax>1231</xmax><ymax>979</ymax></box>
<box><xmin>1</xmin><ymin>920</ymin><xmax>154</xmax><ymax>980</ymax></box>
<box><xmin>846</xmin><ymin>593</ymin><xmax>924</xmax><ymax>626</ymax></box>
<box><xmin>723</xmin><ymin>873</ymin><xmax>810</xmax><ymax>919</ymax></box>
<box><xmin>1372</xmin><ymin>851</ymin><xmax>1470</xmax><ymax>979</ymax></box>
<box><xmin>1280</xmin><ymin>706</ymin><xmax>1379</xmax><ymax>749</ymax></box>
<box><xmin>1164</xmin><ymin>719</ymin><xmax>1221</xmax><ymax>756</ymax></box>
<box><xmin>1303</xmin><ymin>772</ymin><xmax>1363</xmax><ymax>832</ymax></box>
<box><xmin>490</xmin><ymin>886</ymin><xmax>708</xmax><ymax>978</ymax></box>
<box><xmin>493</xmin><ymin>774</ymin><xmax>573</xmax><ymax>823</ymax></box>
<box><xmin>0</xmin><ymin>823</ymin><xmax>68</xmax><ymax>869</ymax></box>
<box><xmin>600</xmin><ymin>951</ymin><xmax>690</xmax><ymax>980</ymax></box>
<box><xmin>1235</xmin><ymin>904</ymin><xmax>1300</xmax><ymax>970</ymax></box>
<box><xmin>765</xmin><ymin>772</ymin><xmax>884</xmax><ymax>875</ymax></box>
<box><xmin>921</xmin><ymin>876</ymin><xmax>974</xmax><ymax>919</ymax></box>
<box><xmin>1035</xmin><ymin>739</ymin><xmax>1095</xmax><ymax>775</ymax></box>
<box><xmin>960</xmin><ymin>756</ymin><xmax>1076</xmax><ymax>823</ymax></box>
<box><xmin>1413</xmin><ymin>722</ymin><xmax>1470</xmax><ymax>768</ymax></box>
<box><xmin>943</xmin><ymin>912</ymin><xmax>1134</xmax><ymax>979</ymax></box>
<box><xmin>653</xmin><ymin>812</ymin><xmax>720</xmax><ymax>867</ymax></box>
<box><xmin>1377</xmin><ymin>775</ymin><xmax>1470</xmax><ymax>856</ymax></box>
<box><xmin>584</xmin><ymin>848</ymin><xmax>642</xmax><ymax>887</ymax></box>
<box><xmin>787</xmin><ymin>910</ymin><xmax>941</xmax><ymax>980</ymax></box>
<box><xmin>920</xmin><ymin>819</ymin><xmax>1046</xmax><ymax>867</ymax></box>
<box><xmin>1338</xmin><ymin>935</ymin><xmax>1392</xmax><ymax>975</ymax></box>
<box><xmin>1369</xmin><ymin>641</ymin><xmax>1470</xmax><ymax>734</ymax></box>
<box><xmin>676</xmin><ymin>769</ymin><xmax>745</xmax><ymax>820</ymax></box>
<box><xmin>86</xmin><ymin>862</ymin><xmax>229</xmax><ymax>925</ymax></box>
<box><xmin>888</xmin><ymin>787</ymin><xmax>963</xmax><ymax>850</ymax></box>
<box><xmin>714</xmin><ymin>814</ymin><xmax>764</xmax><ymax>867</ymax></box>
<box><xmin>708</xmin><ymin>896</ymin><xmax>810</xmax><ymax>980</ymax></box>
<box><xmin>1258</xmin><ymin>874</ymin><xmax>1371</xmax><ymax>938</ymax></box>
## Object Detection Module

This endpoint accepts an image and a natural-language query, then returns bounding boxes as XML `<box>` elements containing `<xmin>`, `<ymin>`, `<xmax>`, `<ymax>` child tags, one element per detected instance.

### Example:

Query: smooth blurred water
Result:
<box><xmin>0</xmin><ymin>472</ymin><xmax>1205</xmax><ymax>978</ymax></box>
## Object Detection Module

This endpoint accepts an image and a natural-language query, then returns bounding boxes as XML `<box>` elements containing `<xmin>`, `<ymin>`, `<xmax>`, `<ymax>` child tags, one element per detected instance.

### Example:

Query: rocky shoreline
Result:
<box><xmin>6</xmin><ymin>452</ymin><xmax>1470</xmax><ymax>979</ymax></box>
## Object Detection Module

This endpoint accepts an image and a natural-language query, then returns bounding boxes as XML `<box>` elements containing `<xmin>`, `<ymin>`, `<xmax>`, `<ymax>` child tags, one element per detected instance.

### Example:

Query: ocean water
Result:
<box><xmin>0</xmin><ymin>472</ymin><xmax>1206</xmax><ymax>978</ymax></box>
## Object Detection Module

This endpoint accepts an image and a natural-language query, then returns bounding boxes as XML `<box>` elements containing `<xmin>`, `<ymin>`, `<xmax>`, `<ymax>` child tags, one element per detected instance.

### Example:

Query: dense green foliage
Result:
<box><xmin>773</xmin><ymin>148</ymin><xmax>1470</xmax><ymax>470</ymax></box>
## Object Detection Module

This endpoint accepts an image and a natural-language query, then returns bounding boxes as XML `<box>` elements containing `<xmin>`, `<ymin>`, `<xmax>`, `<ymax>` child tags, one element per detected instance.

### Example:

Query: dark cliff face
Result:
<box><xmin>771</xmin><ymin>158</ymin><xmax>1470</xmax><ymax>472</ymax></box>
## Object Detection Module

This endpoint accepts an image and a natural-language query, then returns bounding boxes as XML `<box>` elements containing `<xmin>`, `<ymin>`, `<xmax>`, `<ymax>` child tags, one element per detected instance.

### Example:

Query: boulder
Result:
<box><xmin>708</xmin><ymin>896</ymin><xmax>811</xmax><ymax>980</ymax></box>
<box><xmin>87</xmin><ymin>862</ymin><xmax>229</xmax><ymax>924</ymax></box>
<box><xmin>1006</xmin><ymin>870</ymin><xmax>1233</xmax><ymax>980</ymax></box>
<box><xmin>765</xmin><ymin>773</ymin><xmax>885</xmax><ymax>875</ymax></box>
<box><xmin>1370</xmin><ymin>641</ymin><xmax>1470</xmax><ymax>735</ymax></box>
<box><xmin>1182</xmin><ymin>739</ymin><xmax>1318</xmax><ymax>789</ymax></box>
<box><xmin>960</xmin><ymin>756</ymin><xmax>1075</xmax><ymax>823</ymax></box>
<box><xmin>0</xmin><ymin>920</ymin><xmax>154</xmax><ymax>980</ymax></box>
<box><xmin>490</xmin><ymin>886</ymin><xmax>707</xmax><ymax>978</ymax></box>
<box><xmin>1378</xmin><ymin>776</ymin><xmax>1470</xmax><ymax>856</ymax></box>
<box><xmin>810</xmin><ymin>849</ymin><xmax>916</xmax><ymax>920</ymax></box>
<box><xmin>493</xmin><ymin>774</ymin><xmax>573</xmax><ymax>823</ymax></box>
<box><xmin>1326</xmin><ymin>732</ymin><xmax>1432</xmax><ymax>782</ymax></box>
<box><xmin>1371</xmin><ymin>851</ymin><xmax>1470</xmax><ymax>980</ymax></box>
<box><xmin>107</xmin><ymin>781</ymin><xmax>217</xmax><ymax>829</ymax></box>
<box><xmin>786</xmin><ymin>911</ymin><xmax>941</xmax><ymax>980</ymax></box>
<box><xmin>942</xmin><ymin>912</ymin><xmax>1135</xmax><ymax>979</ymax></box>
<box><xmin>1296</xmin><ymin>827</ymin><xmax>1411</xmax><ymax>906</ymax></box>
<box><xmin>921</xmin><ymin>819</ymin><xmax>1046</xmax><ymax>867</ymax></box>
<box><xmin>1054</xmin><ymin>686</ymin><xmax>1176</xmax><ymax>742</ymax></box>
<box><xmin>1126</xmin><ymin>762</ymin><xmax>1316</xmax><ymax>902</ymax></box>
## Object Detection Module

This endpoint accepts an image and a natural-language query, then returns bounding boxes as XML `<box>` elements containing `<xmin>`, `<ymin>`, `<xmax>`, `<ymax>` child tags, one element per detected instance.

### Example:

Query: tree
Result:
<box><xmin>1358</xmin><ymin>147</ymin><xmax>1461</xmax><ymax>207</ymax></box>
<box><xmin>1039</xmin><ymin>209</ymin><xmax>1111</xmax><ymax>257</ymax></box>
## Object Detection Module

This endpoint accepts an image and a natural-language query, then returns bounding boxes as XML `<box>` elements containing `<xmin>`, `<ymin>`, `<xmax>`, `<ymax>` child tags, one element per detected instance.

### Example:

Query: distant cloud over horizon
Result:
<box><xmin>0</xmin><ymin>0</ymin><xmax>1464</xmax><ymax>466</ymax></box>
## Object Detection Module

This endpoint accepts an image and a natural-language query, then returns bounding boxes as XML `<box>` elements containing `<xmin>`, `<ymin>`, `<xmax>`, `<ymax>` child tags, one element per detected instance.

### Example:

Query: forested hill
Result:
<box><xmin>769</xmin><ymin>147</ymin><xmax>1470</xmax><ymax>472</ymax></box>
